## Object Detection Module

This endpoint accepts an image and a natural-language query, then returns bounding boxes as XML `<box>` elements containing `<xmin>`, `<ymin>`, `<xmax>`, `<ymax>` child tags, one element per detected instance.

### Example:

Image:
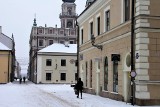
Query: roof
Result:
<box><xmin>38</xmin><ymin>43</ymin><xmax>77</xmax><ymax>53</ymax></box>
<box><xmin>0</xmin><ymin>42</ymin><xmax>11</xmax><ymax>50</ymax></box>
<box><xmin>78</xmin><ymin>0</ymin><xmax>96</xmax><ymax>18</ymax></box>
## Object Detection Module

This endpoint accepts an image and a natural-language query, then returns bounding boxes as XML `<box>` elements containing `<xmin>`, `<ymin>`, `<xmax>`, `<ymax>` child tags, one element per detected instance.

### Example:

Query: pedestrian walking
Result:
<box><xmin>23</xmin><ymin>77</ymin><xmax>26</xmax><ymax>83</ymax></box>
<box><xmin>19</xmin><ymin>77</ymin><xmax>22</xmax><ymax>84</ymax></box>
<box><xmin>75</xmin><ymin>78</ymin><xmax>83</xmax><ymax>99</ymax></box>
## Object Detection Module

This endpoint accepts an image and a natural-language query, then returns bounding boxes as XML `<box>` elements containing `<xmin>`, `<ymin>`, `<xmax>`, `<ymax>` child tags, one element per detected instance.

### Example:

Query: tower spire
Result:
<box><xmin>33</xmin><ymin>14</ymin><xmax>37</xmax><ymax>26</ymax></box>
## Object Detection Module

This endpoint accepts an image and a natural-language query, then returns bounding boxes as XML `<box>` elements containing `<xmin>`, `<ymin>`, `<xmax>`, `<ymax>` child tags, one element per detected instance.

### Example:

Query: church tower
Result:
<box><xmin>60</xmin><ymin>0</ymin><xmax>78</xmax><ymax>29</ymax></box>
<box><xmin>29</xmin><ymin>0</ymin><xmax>78</xmax><ymax>83</ymax></box>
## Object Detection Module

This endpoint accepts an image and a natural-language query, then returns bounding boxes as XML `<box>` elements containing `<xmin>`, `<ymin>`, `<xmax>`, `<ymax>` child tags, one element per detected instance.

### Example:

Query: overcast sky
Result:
<box><xmin>0</xmin><ymin>0</ymin><xmax>86</xmax><ymax>59</ymax></box>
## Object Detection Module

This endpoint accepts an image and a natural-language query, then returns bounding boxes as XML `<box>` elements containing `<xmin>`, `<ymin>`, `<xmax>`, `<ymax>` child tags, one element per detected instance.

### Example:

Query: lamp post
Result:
<box><xmin>131</xmin><ymin>0</ymin><xmax>135</xmax><ymax>105</ymax></box>
<box><xmin>91</xmin><ymin>34</ymin><xmax>103</xmax><ymax>50</ymax></box>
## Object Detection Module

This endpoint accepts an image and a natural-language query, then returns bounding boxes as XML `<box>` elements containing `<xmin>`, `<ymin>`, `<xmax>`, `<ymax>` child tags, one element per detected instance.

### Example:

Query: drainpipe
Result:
<box><xmin>131</xmin><ymin>0</ymin><xmax>135</xmax><ymax>105</ymax></box>
<box><xmin>36</xmin><ymin>36</ymin><xmax>38</xmax><ymax>84</ymax></box>
<box><xmin>75</xmin><ymin>20</ymin><xmax>79</xmax><ymax>82</ymax></box>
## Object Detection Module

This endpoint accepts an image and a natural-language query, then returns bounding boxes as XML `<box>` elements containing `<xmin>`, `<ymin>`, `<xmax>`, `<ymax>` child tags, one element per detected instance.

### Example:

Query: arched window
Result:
<box><xmin>104</xmin><ymin>57</ymin><xmax>108</xmax><ymax>91</ymax></box>
<box><xmin>113</xmin><ymin>60</ymin><xmax>118</xmax><ymax>92</ymax></box>
<box><xmin>111</xmin><ymin>54</ymin><xmax>120</xmax><ymax>92</ymax></box>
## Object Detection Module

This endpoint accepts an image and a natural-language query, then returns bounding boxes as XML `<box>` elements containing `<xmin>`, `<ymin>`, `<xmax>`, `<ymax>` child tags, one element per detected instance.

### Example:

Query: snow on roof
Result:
<box><xmin>0</xmin><ymin>42</ymin><xmax>11</xmax><ymax>50</ymax></box>
<box><xmin>38</xmin><ymin>43</ymin><xmax>77</xmax><ymax>53</ymax></box>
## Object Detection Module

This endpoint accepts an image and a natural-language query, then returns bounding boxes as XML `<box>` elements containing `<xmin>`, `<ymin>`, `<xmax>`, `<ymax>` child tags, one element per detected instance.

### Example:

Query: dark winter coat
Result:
<box><xmin>75</xmin><ymin>80</ymin><xmax>83</xmax><ymax>90</ymax></box>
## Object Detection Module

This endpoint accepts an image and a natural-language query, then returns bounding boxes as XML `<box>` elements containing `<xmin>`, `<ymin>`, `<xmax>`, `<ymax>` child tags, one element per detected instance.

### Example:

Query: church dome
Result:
<box><xmin>62</xmin><ymin>0</ymin><xmax>75</xmax><ymax>3</ymax></box>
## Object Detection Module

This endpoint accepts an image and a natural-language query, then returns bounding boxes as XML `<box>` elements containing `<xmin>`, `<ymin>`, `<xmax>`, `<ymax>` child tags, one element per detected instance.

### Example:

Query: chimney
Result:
<box><xmin>0</xmin><ymin>26</ymin><xmax>2</xmax><ymax>33</ymax></box>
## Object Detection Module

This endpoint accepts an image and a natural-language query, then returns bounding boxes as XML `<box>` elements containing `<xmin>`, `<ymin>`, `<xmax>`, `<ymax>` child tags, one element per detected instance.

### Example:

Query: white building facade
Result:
<box><xmin>37</xmin><ymin>43</ymin><xmax>77</xmax><ymax>84</ymax></box>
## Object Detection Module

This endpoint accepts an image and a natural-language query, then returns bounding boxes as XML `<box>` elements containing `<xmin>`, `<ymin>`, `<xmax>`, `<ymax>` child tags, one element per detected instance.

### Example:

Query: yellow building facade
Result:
<box><xmin>77</xmin><ymin>0</ymin><xmax>160</xmax><ymax>106</ymax></box>
<box><xmin>0</xmin><ymin>50</ymin><xmax>12</xmax><ymax>83</ymax></box>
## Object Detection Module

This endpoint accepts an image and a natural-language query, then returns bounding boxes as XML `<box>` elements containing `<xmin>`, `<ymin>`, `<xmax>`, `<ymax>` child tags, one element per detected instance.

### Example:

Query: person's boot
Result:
<box><xmin>77</xmin><ymin>96</ymin><xmax>79</xmax><ymax>98</ymax></box>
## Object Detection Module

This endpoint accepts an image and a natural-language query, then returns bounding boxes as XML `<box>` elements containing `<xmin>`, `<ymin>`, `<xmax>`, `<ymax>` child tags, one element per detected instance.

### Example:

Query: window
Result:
<box><xmin>81</xmin><ymin>29</ymin><xmax>83</xmax><ymax>44</ymax></box>
<box><xmin>124</xmin><ymin>0</ymin><xmax>130</xmax><ymax>21</ymax></box>
<box><xmin>49</xmin><ymin>40</ymin><xmax>53</xmax><ymax>45</ymax></box>
<box><xmin>61</xmin><ymin>73</ymin><xmax>66</xmax><ymax>80</ymax></box>
<box><xmin>38</xmin><ymin>29</ymin><xmax>43</xmax><ymax>34</ymax></box>
<box><xmin>104</xmin><ymin>57</ymin><xmax>108</xmax><ymax>91</ymax></box>
<box><xmin>60</xmin><ymin>31</ymin><xmax>64</xmax><ymax>35</ymax></box>
<box><xmin>61</xmin><ymin>59</ymin><xmax>66</xmax><ymax>66</ymax></box>
<box><xmin>113</xmin><ymin>61</ymin><xmax>118</xmax><ymax>92</ymax></box>
<box><xmin>71</xmin><ymin>31</ymin><xmax>75</xmax><ymax>35</ymax></box>
<box><xmin>86</xmin><ymin>62</ymin><xmax>88</xmax><ymax>87</ymax></box>
<box><xmin>46</xmin><ymin>73</ymin><xmax>51</xmax><ymax>80</ymax></box>
<box><xmin>69</xmin><ymin>41</ymin><xmax>74</xmax><ymax>44</ymax></box>
<box><xmin>105</xmin><ymin>10</ymin><xmax>110</xmax><ymax>32</ymax></box>
<box><xmin>49</xmin><ymin>29</ymin><xmax>53</xmax><ymax>34</ymax></box>
<box><xmin>46</xmin><ymin>59</ymin><xmax>52</xmax><ymax>66</ymax></box>
<box><xmin>97</xmin><ymin>17</ymin><xmax>100</xmax><ymax>35</ymax></box>
<box><xmin>39</xmin><ymin>39</ymin><xmax>44</xmax><ymax>46</ymax></box>
<box><xmin>90</xmin><ymin>22</ymin><xmax>93</xmax><ymax>38</ymax></box>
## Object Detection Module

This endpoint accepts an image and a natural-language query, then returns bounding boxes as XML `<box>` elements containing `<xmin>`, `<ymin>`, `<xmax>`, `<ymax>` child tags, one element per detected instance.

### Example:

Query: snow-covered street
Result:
<box><xmin>0</xmin><ymin>81</ymin><xmax>159</xmax><ymax>107</ymax></box>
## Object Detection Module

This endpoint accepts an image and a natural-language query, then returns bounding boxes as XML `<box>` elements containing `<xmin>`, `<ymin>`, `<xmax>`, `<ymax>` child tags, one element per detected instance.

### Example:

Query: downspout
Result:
<box><xmin>76</xmin><ymin>21</ymin><xmax>79</xmax><ymax>81</ymax></box>
<box><xmin>131</xmin><ymin>0</ymin><xmax>135</xmax><ymax>105</ymax></box>
<box><xmin>36</xmin><ymin>36</ymin><xmax>38</xmax><ymax>84</ymax></box>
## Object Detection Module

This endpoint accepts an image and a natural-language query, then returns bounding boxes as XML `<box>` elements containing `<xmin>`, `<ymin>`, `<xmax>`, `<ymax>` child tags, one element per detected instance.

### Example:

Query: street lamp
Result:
<box><xmin>91</xmin><ymin>34</ymin><xmax>103</xmax><ymax>50</ymax></box>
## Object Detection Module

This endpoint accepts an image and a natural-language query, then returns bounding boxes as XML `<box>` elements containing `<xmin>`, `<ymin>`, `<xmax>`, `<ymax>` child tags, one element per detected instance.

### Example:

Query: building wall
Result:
<box><xmin>135</xmin><ymin>0</ymin><xmax>160</xmax><ymax>105</ymax></box>
<box><xmin>78</xmin><ymin>0</ymin><xmax>160</xmax><ymax>106</ymax></box>
<box><xmin>78</xmin><ymin>0</ymin><xmax>132</xmax><ymax>101</ymax></box>
<box><xmin>37</xmin><ymin>53</ymin><xmax>77</xmax><ymax>84</ymax></box>
<box><xmin>0</xmin><ymin>51</ymin><xmax>11</xmax><ymax>83</ymax></box>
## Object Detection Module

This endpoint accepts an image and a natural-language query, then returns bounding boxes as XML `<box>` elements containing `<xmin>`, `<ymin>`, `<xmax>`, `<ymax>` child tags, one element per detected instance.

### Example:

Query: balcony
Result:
<box><xmin>59</xmin><ymin>12</ymin><xmax>78</xmax><ymax>18</ymax></box>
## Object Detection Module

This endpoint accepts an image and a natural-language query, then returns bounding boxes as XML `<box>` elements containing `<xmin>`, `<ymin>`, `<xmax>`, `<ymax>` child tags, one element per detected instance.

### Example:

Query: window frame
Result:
<box><xmin>104</xmin><ymin>6</ymin><xmax>110</xmax><ymax>32</ymax></box>
<box><xmin>124</xmin><ymin>0</ymin><xmax>130</xmax><ymax>22</ymax></box>
<box><xmin>69</xmin><ymin>40</ymin><xmax>74</xmax><ymax>44</ymax></box>
<box><xmin>46</xmin><ymin>73</ymin><xmax>51</xmax><ymax>81</ymax></box>
<box><xmin>49</xmin><ymin>39</ymin><xmax>53</xmax><ymax>45</ymax></box>
<box><xmin>38</xmin><ymin>39</ymin><xmax>44</xmax><ymax>47</ymax></box>
<box><xmin>61</xmin><ymin>59</ymin><xmax>66</xmax><ymax>66</ymax></box>
<box><xmin>80</xmin><ymin>28</ymin><xmax>84</xmax><ymax>45</ymax></box>
<box><xmin>105</xmin><ymin>10</ymin><xmax>110</xmax><ymax>32</ymax></box>
<box><xmin>46</xmin><ymin>59</ymin><xmax>52</xmax><ymax>66</ymax></box>
<box><xmin>61</xmin><ymin>73</ymin><xmax>66</xmax><ymax>81</ymax></box>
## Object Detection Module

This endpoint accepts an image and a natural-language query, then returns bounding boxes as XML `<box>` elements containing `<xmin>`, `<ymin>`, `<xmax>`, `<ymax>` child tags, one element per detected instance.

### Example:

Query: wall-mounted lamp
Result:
<box><xmin>91</xmin><ymin>34</ymin><xmax>103</xmax><ymax>50</ymax></box>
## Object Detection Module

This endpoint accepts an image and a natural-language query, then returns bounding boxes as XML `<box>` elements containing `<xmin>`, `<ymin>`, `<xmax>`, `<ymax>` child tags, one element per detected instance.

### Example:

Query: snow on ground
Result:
<box><xmin>0</xmin><ymin>81</ymin><xmax>159</xmax><ymax>107</ymax></box>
